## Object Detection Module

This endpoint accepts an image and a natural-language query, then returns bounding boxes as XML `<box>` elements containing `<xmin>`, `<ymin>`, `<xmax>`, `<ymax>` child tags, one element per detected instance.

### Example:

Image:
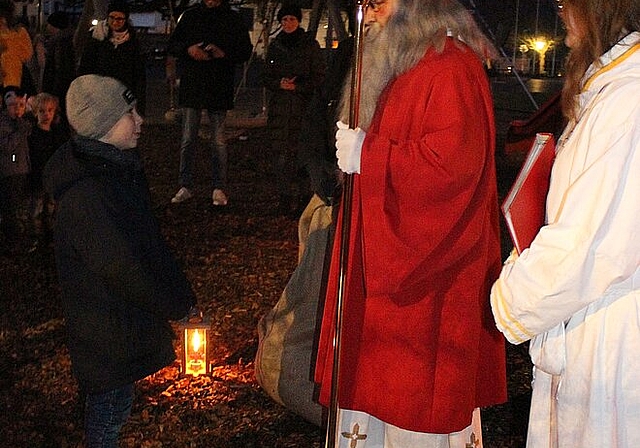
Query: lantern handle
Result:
<box><xmin>182</xmin><ymin>306</ymin><xmax>204</xmax><ymax>323</ymax></box>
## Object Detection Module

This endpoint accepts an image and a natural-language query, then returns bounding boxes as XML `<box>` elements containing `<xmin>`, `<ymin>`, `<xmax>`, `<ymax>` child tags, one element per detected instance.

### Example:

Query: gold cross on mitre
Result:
<box><xmin>341</xmin><ymin>423</ymin><xmax>367</xmax><ymax>448</ymax></box>
<box><xmin>465</xmin><ymin>432</ymin><xmax>480</xmax><ymax>448</ymax></box>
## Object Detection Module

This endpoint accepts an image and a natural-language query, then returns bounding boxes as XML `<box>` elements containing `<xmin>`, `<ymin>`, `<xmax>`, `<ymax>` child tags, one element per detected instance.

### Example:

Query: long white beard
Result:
<box><xmin>337</xmin><ymin>0</ymin><xmax>494</xmax><ymax>131</ymax></box>
<box><xmin>338</xmin><ymin>23</ymin><xmax>395</xmax><ymax>131</ymax></box>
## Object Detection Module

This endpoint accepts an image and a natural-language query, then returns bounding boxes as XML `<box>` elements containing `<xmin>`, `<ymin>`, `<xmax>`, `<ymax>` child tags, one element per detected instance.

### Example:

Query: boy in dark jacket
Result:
<box><xmin>43</xmin><ymin>74</ymin><xmax>195</xmax><ymax>447</ymax></box>
<box><xmin>28</xmin><ymin>92</ymin><xmax>69</xmax><ymax>247</ymax></box>
<box><xmin>0</xmin><ymin>87</ymin><xmax>31</xmax><ymax>255</ymax></box>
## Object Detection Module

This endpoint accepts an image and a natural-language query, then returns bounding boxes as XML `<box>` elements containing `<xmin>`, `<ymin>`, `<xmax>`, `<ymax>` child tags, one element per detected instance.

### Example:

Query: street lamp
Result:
<box><xmin>523</xmin><ymin>36</ymin><xmax>553</xmax><ymax>75</ymax></box>
<box><xmin>533</xmin><ymin>38</ymin><xmax>551</xmax><ymax>74</ymax></box>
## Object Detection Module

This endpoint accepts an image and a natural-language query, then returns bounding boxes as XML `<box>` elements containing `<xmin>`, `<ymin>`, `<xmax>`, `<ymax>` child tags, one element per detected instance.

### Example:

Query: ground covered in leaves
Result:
<box><xmin>1</xmin><ymin>120</ymin><xmax>533</xmax><ymax>447</ymax></box>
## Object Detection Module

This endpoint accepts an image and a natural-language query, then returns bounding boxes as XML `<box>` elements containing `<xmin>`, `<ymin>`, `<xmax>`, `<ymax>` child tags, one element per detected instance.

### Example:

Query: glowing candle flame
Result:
<box><xmin>181</xmin><ymin>324</ymin><xmax>209</xmax><ymax>376</ymax></box>
<box><xmin>191</xmin><ymin>329</ymin><xmax>202</xmax><ymax>353</ymax></box>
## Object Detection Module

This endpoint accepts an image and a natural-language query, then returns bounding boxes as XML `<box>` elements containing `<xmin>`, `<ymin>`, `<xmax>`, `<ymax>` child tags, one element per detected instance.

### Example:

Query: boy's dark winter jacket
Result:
<box><xmin>43</xmin><ymin>136</ymin><xmax>195</xmax><ymax>393</ymax></box>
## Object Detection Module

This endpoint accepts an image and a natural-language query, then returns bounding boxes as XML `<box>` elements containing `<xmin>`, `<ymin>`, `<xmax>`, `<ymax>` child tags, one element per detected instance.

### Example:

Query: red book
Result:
<box><xmin>502</xmin><ymin>133</ymin><xmax>556</xmax><ymax>254</ymax></box>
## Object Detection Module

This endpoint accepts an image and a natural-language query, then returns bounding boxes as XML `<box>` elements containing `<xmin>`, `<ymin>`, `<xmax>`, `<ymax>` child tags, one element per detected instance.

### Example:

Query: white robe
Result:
<box><xmin>333</xmin><ymin>408</ymin><xmax>483</xmax><ymax>448</ymax></box>
<box><xmin>491</xmin><ymin>32</ymin><xmax>640</xmax><ymax>448</ymax></box>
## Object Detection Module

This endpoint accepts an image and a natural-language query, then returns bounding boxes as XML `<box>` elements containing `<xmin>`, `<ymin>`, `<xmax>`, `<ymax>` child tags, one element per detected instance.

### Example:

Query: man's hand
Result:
<box><xmin>335</xmin><ymin>121</ymin><xmax>365</xmax><ymax>174</ymax></box>
<box><xmin>279</xmin><ymin>76</ymin><xmax>296</xmax><ymax>91</ymax></box>
<box><xmin>203</xmin><ymin>43</ymin><xmax>225</xmax><ymax>58</ymax></box>
<box><xmin>187</xmin><ymin>42</ymin><xmax>212</xmax><ymax>61</ymax></box>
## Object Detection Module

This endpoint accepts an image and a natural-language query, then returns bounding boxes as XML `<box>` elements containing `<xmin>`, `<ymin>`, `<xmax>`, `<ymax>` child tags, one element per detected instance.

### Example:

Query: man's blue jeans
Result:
<box><xmin>179</xmin><ymin>108</ymin><xmax>228</xmax><ymax>190</ymax></box>
<box><xmin>84</xmin><ymin>383</ymin><xmax>134</xmax><ymax>448</ymax></box>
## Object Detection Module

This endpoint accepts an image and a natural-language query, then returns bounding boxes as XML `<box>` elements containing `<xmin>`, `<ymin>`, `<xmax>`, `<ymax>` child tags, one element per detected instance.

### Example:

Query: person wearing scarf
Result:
<box><xmin>77</xmin><ymin>0</ymin><xmax>146</xmax><ymax>115</ymax></box>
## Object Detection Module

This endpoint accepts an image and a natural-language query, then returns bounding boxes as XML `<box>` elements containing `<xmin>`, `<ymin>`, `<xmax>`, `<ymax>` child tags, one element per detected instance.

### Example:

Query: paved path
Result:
<box><xmin>143</xmin><ymin>73</ymin><xmax>563</xmax><ymax>147</ymax></box>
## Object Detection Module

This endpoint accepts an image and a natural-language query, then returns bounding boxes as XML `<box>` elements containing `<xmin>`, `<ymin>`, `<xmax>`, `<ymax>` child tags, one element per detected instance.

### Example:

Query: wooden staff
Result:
<box><xmin>324</xmin><ymin>1</ymin><xmax>368</xmax><ymax>447</ymax></box>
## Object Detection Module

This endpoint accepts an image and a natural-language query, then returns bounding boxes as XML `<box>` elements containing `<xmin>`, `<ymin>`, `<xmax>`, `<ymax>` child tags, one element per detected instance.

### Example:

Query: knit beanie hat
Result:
<box><xmin>66</xmin><ymin>75</ymin><xmax>136</xmax><ymax>139</ymax></box>
<box><xmin>277</xmin><ymin>3</ymin><xmax>302</xmax><ymax>22</ymax></box>
<box><xmin>47</xmin><ymin>11</ymin><xmax>69</xmax><ymax>30</ymax></box>
<box><xmin>3</xmin><ymin>87</ymin><xmax>26</xmax><ymax>108</ymax></box>
<box><xmin>107</xmin><ymin>0</ymin><xmax>130</xmax><ymax>17</ymax></box>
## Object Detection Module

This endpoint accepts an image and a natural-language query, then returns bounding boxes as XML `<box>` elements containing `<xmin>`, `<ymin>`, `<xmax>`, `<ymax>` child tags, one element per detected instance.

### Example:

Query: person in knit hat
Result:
<box><xmin>43</xmin><ymin>74</ymin><xmax>195</xmax><ymax>447</ymax></box>
<box><xmin>263</xmin><ymin>1</ymin><xmax>325</xmax><ymax>217</ymax></box>
<box><xmin>107</xmin><ymin>0</ymin><xmax>130</xmax><ymax>17</ymax></box>
<box><xmin>0</xmin><ymin>86</ymin><xmax>32</xmax><ymax>255</ymax></box>
<box><xmin>276</xmin><ymin>3</ymin><xmax>302</xmax><ymax>22</ymax></box>
<box><xmin>77</xmin><ymin>0</ymin><xmax>146</xmax><ymax>115</ymax></box>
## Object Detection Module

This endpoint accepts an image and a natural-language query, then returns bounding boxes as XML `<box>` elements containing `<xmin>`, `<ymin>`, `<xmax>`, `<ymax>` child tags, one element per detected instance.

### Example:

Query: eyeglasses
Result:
<box><xmin>108</xmin><ymin>15</ymin><xmax>126</xmax><ymax>22</ymax></box>
<box><xmin>368</xmin><ymin>0</ymin><xmax>387</xmax><ymax>13</ymax></box>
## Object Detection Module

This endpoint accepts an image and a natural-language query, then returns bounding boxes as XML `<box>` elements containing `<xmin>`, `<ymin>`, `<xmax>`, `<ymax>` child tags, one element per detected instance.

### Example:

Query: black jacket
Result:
<box><xmin>28</xmin><ymin>122</ymin><xmax>70</xmax><ymax>191</ymax></box>
<box><xmin>43</xmin><ymin>137</ymin><xmax>195</xmax><ymax>393</ymax></box>
<box><xmin>297</xmin><ymin>37</ymin><xmax>352</xmax><ymax>204</ymax></box>
<box><xmin>41</xmin><ymin>27</ymin><xmax>76</xmax><ymax>110</ymax></box>
<box><xmin>263</xmin><ymin>28</ymin><xmax>325</xmax><ymax>147</ymax></box>
<box><xmin>168</xmin><ymin>2</ymin><xmax>252</xmax><ymax>110</ymax></box>
<box><xmin>77</xmin><ymin>26</ymin><xmax>147</xmax><ymax>115</ymax></box>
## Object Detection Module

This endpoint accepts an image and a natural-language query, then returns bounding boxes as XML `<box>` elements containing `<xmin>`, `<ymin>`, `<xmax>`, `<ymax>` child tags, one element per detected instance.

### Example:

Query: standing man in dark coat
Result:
<box><xmin>43</xmin><ymin>75</ymin><xmax>195</xmax><ymax>447</ymax></box>
<box><xmin>166</xmin><ymin>0</ymin><xmax>252</xmax><ymax>207</ymax></box>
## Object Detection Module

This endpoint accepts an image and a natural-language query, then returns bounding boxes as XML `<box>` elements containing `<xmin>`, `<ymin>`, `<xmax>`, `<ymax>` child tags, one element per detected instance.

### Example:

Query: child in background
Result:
<box><xmin>28</xmin><ymin>92</ymin><xmax>69</xmax><ymax>247</ymax></box>
<box><xmin>0</xmin><ymin>87</ymin><xmax>32</xmax><ymax>255</ymax></box>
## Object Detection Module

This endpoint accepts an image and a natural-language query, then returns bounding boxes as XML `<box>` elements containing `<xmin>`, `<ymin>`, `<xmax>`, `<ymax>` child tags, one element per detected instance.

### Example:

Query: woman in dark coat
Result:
<box><xmin>77</xmin><ymin>0</ymin><xmax>147</xmax><ymax>115</ymax></box>
<box><xmin>263</xmin><ymin>4</ymin><xmax>325</xmax><ymax>216</ymax></box>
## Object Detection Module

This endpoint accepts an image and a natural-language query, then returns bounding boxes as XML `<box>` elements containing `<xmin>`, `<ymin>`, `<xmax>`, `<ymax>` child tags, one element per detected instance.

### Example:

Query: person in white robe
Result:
<box><xmin>491</xmin><ymin>0</ymin><xmax>640</xmax><ymax>447</ymax></box>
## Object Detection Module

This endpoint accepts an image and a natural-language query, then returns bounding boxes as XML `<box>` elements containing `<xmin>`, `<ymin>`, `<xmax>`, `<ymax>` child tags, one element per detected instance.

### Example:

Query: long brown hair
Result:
<box><xmin>561</xmin><ymin>0</ymin><xmax>640</xmax><ymax>121</ymax></box>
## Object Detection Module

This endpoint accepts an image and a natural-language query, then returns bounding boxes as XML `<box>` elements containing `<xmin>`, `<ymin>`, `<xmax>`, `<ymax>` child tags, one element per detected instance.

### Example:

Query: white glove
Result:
<box><xmin>335</xmin><ymin>121</ymin><xmax>365</xmax><ymax>174</ymax></box>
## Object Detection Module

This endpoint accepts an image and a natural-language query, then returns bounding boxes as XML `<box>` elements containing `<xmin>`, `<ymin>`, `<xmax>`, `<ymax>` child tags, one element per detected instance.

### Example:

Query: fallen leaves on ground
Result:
<box><xmin>0</xmin><ymin>124</ymin><xmax>531</xmax><ymax>447</ymax></box>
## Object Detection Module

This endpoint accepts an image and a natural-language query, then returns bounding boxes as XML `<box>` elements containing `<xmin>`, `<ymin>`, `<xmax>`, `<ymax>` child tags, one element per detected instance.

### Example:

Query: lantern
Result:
<box><xmin>180</xmin><ymin>312</ymin><xmax>210</xmax><ymax>377</ymax></box>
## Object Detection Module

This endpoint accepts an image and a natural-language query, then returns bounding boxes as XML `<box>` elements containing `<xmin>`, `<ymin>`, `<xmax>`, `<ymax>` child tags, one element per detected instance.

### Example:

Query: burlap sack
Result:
<box><xmin>255</xmin><ymin>194</ymin><xmax>333</xmax><ymax>426</ymax></box>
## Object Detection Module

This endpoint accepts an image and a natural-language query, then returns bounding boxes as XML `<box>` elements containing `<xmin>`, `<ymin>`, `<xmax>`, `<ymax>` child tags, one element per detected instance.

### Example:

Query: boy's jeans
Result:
<box><xmin>84</xmin><ymin>383</ymin><xmax>134</xmax><ymax>448</ymax></box>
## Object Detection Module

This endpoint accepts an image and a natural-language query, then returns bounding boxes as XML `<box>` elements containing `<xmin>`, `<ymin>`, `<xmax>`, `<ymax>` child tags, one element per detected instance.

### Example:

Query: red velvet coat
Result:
<box><xmin>315</xmin><ymin>39</ymin><xmax>507</xmax><ymax>433</ymax></box>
